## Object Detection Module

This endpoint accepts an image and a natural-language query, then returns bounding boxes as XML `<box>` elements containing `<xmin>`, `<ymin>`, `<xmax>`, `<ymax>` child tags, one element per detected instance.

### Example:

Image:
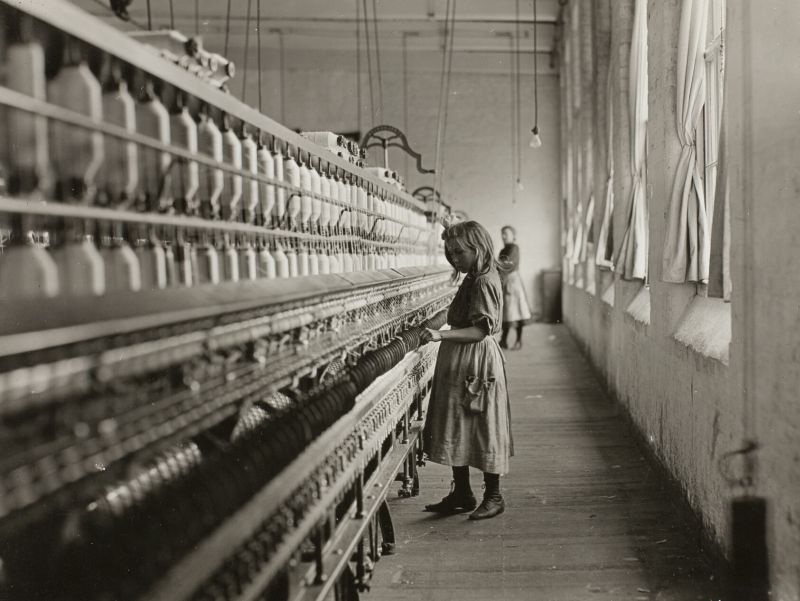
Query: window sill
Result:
<box><xmin>625</xmin><ymin>285</ymin><xmax>651</xmax><ymax>326</ymax></box>
<box><xmin>673</xmin><ymin>296</ymin><xmax>731</xmax><ymax>365</ymax></box>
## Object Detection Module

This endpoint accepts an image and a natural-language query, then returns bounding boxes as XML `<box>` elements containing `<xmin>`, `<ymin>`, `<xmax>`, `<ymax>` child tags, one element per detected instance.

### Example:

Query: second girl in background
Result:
<box><xmin>498</xmin><ymin>225</ymin><xmax>532</xmax><ymax>350</ymax></box>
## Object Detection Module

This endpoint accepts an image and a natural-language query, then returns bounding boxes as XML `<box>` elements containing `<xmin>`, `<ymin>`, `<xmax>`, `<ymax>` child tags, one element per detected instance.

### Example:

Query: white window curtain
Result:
<box><xmin>564</xmin><ymin>178</ymin><xmax>575</xmax><ymax>262</ymax></box>
<box><xmin>617</xmin><ymin>0</ymin><xmax>649</xmax><ymax>280</ymax></box>
<box><xmin>577</xmin><ymin>136</ymin><xmax>594</xmax><ymax>264</ymax></box>
<box><xmin>572</xmin><ymin>194</ymin><xmax>594</xmax><ymax>291</ymax></box>
<box><xmin>661</xmin><ymin>0</ymin><xmax>710</xmax><ymax>282</ymax></box>
<box><xmin>580</xmin><ymin>194</ymin><xmax>595</xmax><ymax>263</ymax></box>
<box><xmin>561</xmin><ymin>197</ymin><xmax>571</xmax><ymax>280</ymax></box>
<box><xmin>571</xmin><ymin>200</ymin><xmax>584</xmax><ymax>266</ymax></box>
<box><xmin>562</xmin><ymin>31</ymin><xmax>576</xmax><ymax>281</ymax></box>
<box><xmin>573</xmin><ymin>202</ymin><xmax>585</xmax><ymax>288</ymax></box>
<box><xmin>596</xmin><ymin>65</ymin><xmax>615</xmax><ymax>269</ymax></box>
<box><xmin>559</xmin><ymin>47</ymin><xmax>571</xmax><ymax>278</ymax></box>
<box><xmin>564</xmin><ymin>181</ymin><xmax>576</xmax><ymax>280</ymax></box>
<box><xmin>564</xmin><ymin>134</ymin><xmax>576</xmax><ymax>273</ymax></box>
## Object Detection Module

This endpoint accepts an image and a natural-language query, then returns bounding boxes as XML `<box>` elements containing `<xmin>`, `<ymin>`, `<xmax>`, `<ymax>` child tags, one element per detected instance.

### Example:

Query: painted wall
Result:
<box><xmin>235</xmin><ymin>50</ymin><xmax>562</xmax><ymax>317</ymax></box>
<box><xmin>561</xmin><ymin>0</ymin><xmax>800</xmax><ymax>598</ymax></box>
<box><xmin>726</xmin><ymin>2</ymin><xmax>800</xmax><ymax>596</ymax></box>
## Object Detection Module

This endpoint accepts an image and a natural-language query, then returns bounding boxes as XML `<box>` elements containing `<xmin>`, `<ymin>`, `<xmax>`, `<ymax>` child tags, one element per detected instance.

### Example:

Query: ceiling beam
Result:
<box><xmin>172</xmin><ymin>16</ymin><xmax>559</xmax><ymax>25</ymax></box>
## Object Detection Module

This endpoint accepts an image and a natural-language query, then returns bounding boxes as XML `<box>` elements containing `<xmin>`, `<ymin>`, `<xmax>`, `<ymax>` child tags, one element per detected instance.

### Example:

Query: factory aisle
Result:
<box><xmin>370</xmin><ymin>324</ymin><xmax>720</xmax><ymax>600</ymax></box>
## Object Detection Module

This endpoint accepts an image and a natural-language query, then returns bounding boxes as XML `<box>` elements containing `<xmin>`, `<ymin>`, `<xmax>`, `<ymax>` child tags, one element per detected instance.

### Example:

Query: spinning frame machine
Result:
<box><xmin>0</xmin><ymin>2</ymin><xmax>453</xmax><ymax>600</ymax></box>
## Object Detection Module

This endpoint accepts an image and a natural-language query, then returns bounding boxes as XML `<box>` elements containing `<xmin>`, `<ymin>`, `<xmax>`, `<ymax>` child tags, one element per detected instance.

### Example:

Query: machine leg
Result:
<box><xmin>354</xmin><ymin>537</ymin><xmax>370</xmax><ymax>593</ymax></box>
<box><xmin>377</xmin><ymin>501</ymin><xmax>396</xmax><ymax>555</ymax></box>
<box><xmin>335</xmin><ymin>564</ymin><xmax>361</xmax><ymax>601</ymax></box>
<box><xmin>367</xmin><ymin>520</ymin><xmax>377</xmax><ymax>562</ymax></box>
<box><xmin>411</xmin><ymin>448</ymin><xmax>420</xmax><ymax>497</ymax></box>
<box><xmin>355</xmin><ymin>472</ymin><xmax>365</xmax><ymax>518</ymax></box>
<box><xmin>398</xmin><ymin>450</ymin><xmax>414</xmax><ymax>498</ymax></box>
<box><xmin>313</xmin><ymin>526</ymin><xmax>327</xmax><ymax>585</ymax></box>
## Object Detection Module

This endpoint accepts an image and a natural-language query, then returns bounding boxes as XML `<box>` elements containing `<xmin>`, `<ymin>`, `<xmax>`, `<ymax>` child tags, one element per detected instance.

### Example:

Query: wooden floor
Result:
<box><xmin>370</xmin><ymin>324</ymin><xmax>720</xmax><ymax>601</ymax></box>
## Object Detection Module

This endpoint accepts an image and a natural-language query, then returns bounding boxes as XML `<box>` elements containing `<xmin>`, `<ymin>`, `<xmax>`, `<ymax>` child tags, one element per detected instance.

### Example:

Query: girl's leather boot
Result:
<box><xmin>469</xmin><ymin>472</ymin><xmax>505</xmax><ymax>520</ymax></box>
<box><xmin>424</xmin><ymin>466</ymin><xmax>476</xmax><ymax>513</ymax></box>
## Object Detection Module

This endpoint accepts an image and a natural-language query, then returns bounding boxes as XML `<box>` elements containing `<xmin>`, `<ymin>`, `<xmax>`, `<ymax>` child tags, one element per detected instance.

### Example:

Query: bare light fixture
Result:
<box><xmin>529</xmin><ymin>0</ymin><xmax>543</xmax><ymax>148</ymax></box>
<box><xmin>530</xmin><ymin>125</ymin><xmax>542</xmax><ymax>148</ymax></box>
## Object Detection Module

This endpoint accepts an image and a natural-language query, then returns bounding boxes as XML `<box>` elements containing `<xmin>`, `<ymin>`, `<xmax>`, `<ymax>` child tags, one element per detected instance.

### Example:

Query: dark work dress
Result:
<box><xmin>422</xmin><ymin>268</ymin><xmax>514</xmax><ymax>474</ymax></box>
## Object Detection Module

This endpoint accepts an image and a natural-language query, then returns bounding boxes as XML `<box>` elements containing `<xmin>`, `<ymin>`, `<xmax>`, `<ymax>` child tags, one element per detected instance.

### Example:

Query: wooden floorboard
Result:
<box><xmin>369</xmin><ymin>324</ymin><xmax>720</xmax><ymax>601</ymax></box>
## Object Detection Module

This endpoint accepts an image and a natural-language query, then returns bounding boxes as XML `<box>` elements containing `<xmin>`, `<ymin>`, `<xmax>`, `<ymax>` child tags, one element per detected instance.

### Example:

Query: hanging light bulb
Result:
<box><xmin>529</xmin><ymin>0</ymin><xmax>543</xmax><ymax>150</ymax></box>
<box><xmin>516</xmin><ymin>178</ymin><xmax>524</xmax><ymax>192</ymax></box>
<box><xmin>529</xmin><ymin>125</ymin><xmax>543</xmax><ymax>148</ymax></box>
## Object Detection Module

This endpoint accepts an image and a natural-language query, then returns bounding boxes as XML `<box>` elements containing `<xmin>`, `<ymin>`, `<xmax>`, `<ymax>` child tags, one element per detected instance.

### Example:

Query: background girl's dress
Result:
<box><xmin>499</xmin><ymin>243</ymin><xmax>532</xmax><ymax>323</ymax></box>
<box><xmin>423</xmin><ymin>269</ymin><xmax>514</xmax><ymax>474</ymax></box>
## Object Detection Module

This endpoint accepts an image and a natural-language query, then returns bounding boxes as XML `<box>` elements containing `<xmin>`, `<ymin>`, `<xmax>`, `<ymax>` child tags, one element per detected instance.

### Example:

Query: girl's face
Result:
<box><xmin>501</xmin><ymin>228</ymin><xmax>514</xmax><ymax>245</ymax></box>
<box><xmin>446</xmin><ymin>239</ymin><xmax>478</xmax><ymax>274</ymax></box>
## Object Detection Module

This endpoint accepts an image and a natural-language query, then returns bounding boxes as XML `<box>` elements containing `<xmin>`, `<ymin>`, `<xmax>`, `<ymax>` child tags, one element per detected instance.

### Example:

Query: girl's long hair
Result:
<box><xmin>442</xmin><ymin>220</ymin><xmax>504</xmax><ymax>281</ymax></box>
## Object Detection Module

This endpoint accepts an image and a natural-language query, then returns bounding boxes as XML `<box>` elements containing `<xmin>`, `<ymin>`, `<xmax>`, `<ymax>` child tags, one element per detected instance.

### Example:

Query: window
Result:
<box><xmin>700</xmin><ymin>0</ymin><xmax>730</xmax><ymax>299</ymax></box>
<box><xmin>670</xmin><ymin>0</ymin><xmax>731</xmax><ymax>362</ymax></box>
<box><xmin>617</xmin><ymin>0</ymin><xmax>648</xmax><ymax>281</ymax></box>
<box><xmin>663</xmin><ymin>0</ymin><xmax>726</xmax><ymax>288</ymax></box>
<box><xmin>703</xmin><ymin>0</ymin><xmax>725</xmax><ymax>232</ymax></box>
<box><xmin>596</xmin><ymin>65</ymin><xmax>615</xmax><ymax>271</ymax></box>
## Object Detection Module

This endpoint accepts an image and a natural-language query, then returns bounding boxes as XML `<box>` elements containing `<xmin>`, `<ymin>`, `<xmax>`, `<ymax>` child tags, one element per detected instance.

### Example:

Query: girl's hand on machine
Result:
<box><xmin>421</xmin><ymin>328</ymin><xmax>442</xmax><ymax>344</ymax></box>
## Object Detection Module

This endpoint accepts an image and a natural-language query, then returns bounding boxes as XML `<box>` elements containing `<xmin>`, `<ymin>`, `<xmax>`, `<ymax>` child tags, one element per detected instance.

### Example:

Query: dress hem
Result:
<box><xmin>424</xmin><ymin>450</ymin><xmax>512</xmax><ymax>475</ymax></box>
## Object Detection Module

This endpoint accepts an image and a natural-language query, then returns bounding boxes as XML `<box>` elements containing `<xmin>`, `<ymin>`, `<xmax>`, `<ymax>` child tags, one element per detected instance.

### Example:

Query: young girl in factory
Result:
<box><xmin>420</xmin><ymin>220</ymin><xmax>514</xmax><ymax>520</ymax></box>
<box><xmin>498</xmin><ymin>225</ymin><xmax>532</xmax><ymax>350</ymax></box>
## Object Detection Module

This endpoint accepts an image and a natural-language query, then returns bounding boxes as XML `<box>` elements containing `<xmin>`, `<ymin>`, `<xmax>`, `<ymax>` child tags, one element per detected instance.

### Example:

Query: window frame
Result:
<box><xmin>702</xmin><ymin>0</ymin><xmax>726</xmax><ymax>232</ymax></box>
<box><xmin>696</xmin><ymin>0</ymin><xmax>727</xmax><ymax>297</ymax></box>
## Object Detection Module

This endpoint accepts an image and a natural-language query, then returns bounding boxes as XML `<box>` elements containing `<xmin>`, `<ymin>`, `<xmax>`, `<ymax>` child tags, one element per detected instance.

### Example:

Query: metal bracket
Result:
<box><xmin>411</xmin><ymin>186</ymin><xmax>441</xmax><ymax>204</ymax></box>
<box><xmin>360</xmin><ymin>125</ymin><xmax>435</xmax><ymax>173</ymax></box>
